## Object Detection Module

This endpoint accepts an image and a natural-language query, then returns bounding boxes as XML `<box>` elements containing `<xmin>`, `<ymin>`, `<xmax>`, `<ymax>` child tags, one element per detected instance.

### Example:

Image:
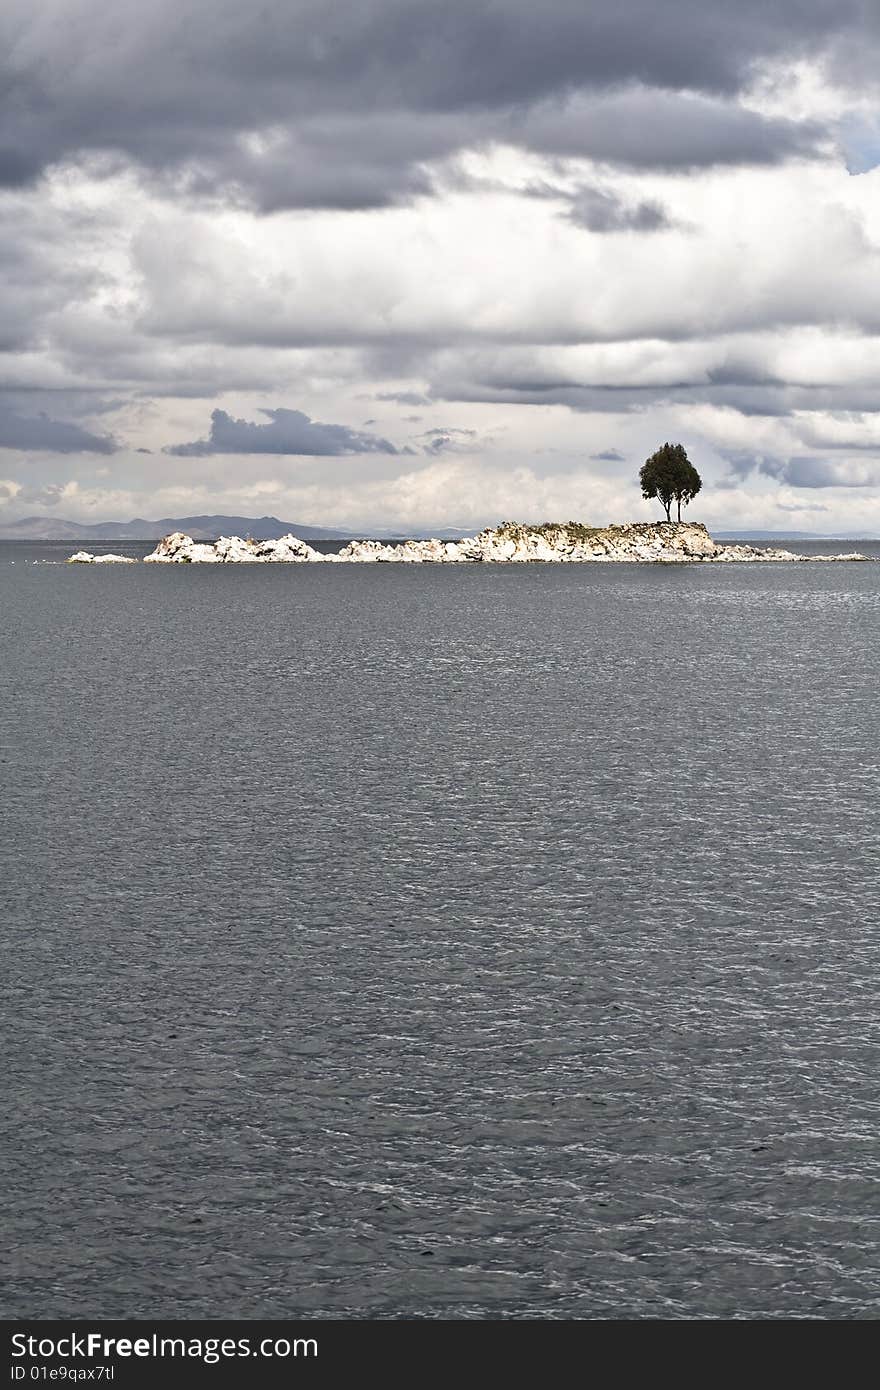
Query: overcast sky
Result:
<box><xmin>2</xmin><ymin>0</ymin><xmax>880</xmax><ymax>532</ymax></box>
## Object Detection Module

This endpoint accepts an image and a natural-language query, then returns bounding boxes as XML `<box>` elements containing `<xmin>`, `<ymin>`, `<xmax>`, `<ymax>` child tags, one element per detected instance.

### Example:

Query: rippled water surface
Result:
<box><xmin>2</xmin><ymin>549</ymin><xmax>879</xmax><ymax>1319</ymax></box>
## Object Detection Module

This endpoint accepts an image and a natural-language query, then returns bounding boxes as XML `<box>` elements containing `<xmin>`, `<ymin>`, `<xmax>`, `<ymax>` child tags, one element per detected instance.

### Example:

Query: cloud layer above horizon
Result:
<box><xmin>2</xmin><ymin>0</ymin><xmax>880</xmax><ymax>532</ymax></box>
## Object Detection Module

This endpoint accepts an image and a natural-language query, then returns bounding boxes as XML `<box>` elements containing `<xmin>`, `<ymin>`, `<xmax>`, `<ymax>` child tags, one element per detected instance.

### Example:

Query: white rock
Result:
<box><xmin>137</xmin><ymin>523</ymin><xmax>872</xmax><ymax>566</ymax></box>
<box><xmin>254</xmin><ymin>534</ymin><xmax>327</xmax><ymax>562</ymax></box>
<box><xmin>67</xmin><ymin>550</ymin><xmax>137</xmax><ymax>563</ymax></box>
<box><xmin>214</xmin><ymin>535</ymin><xmax>260</xmax><ymax>562</ymax></box>
<box><xmin>143</xmin><ymin>531</ymin><xmax>198</xmax><ymax>562</ymax></box>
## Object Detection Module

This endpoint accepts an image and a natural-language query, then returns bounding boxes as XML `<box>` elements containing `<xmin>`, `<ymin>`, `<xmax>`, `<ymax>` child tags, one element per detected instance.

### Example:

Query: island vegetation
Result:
<box><xmin>640</xmin><ymin>443</ymin><xmax>702</xmax><ymax>522</ymax></box>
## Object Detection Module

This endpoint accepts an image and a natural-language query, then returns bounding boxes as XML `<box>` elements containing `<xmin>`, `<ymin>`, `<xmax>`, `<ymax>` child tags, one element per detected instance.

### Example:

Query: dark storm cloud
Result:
<box><xmin>1</xmin><ymin>1</ymin><xmax>872</xmax><ymax>208</ymax></box>
<box><xmin>0</xmin><ymin>405</ymin><xmax>118</xmax><ymax>453</ymax></box>
<box><xmin>426</xmin><ymin>361</ymin><xmax>880</xmax><ymax>419</ymax></box>
<box><xmin>180</xmin><ymin>119</ymin><xmax>441</xmax><ymax>213</ymax></box>
<box><xmin>566</xmin><ymin>187</ymin><xmax>672</xmax><ymax>233</ymax></box>
<box><xmin>165</xmin><ymin>407</ymin><xmax>398</xmax><ymax>456</ymax></box>
<box><xmin>720</xmin><ymin>449</ymin><xmax>880</xmax><ymax>487</ymax></box>
<box><xmin>720</xmin><ymin>449</ymin><xmax>787</xmax><ymax>482</ymax></box>
<box><xmin>516</xmin><ymin>90</ymin><xmax>828</xmax><ymax>171</ymax></box>
<box><xmin>779</xmin><ymin>455</ymin><xmax>880</xmax><ymax>487</ymax></box>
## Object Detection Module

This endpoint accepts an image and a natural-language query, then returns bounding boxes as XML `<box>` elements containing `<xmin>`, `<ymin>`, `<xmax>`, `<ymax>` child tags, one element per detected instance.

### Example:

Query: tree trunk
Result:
<box><xmin>677</xmin><ymin>497</ymin><xmax>681</xmax><ymax>521</ymax></box>
<box><xmin>664</xmin><ymin>501</ymin><xmax>671</xmax><ymax>522</ymax></box>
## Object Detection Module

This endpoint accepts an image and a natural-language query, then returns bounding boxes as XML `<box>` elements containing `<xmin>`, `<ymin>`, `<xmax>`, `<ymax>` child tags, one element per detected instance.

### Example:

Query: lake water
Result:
<box><xmin>2</xmin><ymin>543</ymin><xmax>879</xmax><ymax>1319</ymax></box>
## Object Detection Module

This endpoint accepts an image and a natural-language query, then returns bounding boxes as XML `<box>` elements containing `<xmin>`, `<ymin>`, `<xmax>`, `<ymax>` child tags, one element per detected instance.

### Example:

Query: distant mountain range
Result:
<box><xmin>713</xmin><ymin>529</ymin><xmax>879</xmax><ymax>541</ymax></box>
<box><xmin>0</xmin><ymin>513</ymin><xmax>490</xmax><ymax>541</ymax></box>
<box><xmin>1</xmin><ymin>515</ymin><xmax>875</xmax><ymax>542</ymax></box>
<box><xmin>0</xmin><ymin>514</ymin><xmax>353</xmax><ymax>541</ymax></box>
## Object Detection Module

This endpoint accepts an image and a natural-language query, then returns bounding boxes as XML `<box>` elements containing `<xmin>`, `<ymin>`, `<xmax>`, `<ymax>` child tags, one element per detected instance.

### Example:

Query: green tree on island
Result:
<box><xmin>639</xmin><ymin>443</ymin><xmax>702</xmax><ymax>522</ymax></box>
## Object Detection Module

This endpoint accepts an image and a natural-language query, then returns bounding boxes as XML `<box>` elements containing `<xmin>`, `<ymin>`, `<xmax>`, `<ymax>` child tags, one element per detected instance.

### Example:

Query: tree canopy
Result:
<box><xmin>639</xmin><ymin>443</ymin><xmax>702</xmax><ymax>522</ymax></box>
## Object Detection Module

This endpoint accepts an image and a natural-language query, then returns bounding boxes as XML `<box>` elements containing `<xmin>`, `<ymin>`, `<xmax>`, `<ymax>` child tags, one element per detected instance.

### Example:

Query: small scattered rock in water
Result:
<box><xmin>67</xmin><ymin>551</ymin><xmax>137</xmax><ymax>564</ymax></box>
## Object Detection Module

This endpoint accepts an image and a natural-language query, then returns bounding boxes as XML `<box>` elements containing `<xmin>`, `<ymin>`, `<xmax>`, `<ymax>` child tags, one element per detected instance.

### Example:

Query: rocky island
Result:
<box><xmin>67</xmin><ymin>522</ymin><xmax>871</xmax><ymax>564</ymax></box>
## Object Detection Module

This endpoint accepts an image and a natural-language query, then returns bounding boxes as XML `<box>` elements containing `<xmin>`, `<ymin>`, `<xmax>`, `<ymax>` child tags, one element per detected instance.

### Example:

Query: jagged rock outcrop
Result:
<box><xmin>338</xmin><ymin>522</ymin><xmax>865</xmax><ymax>564</ymax></box>
<box><xmin>142</xmin><ymin>531</ymin><xmax>328</xmax><ymax>563</ymax></box>
<box><xmin>122</xmin><ymin>522</ymin><xmax>873</xmax><ymax>565</ymax></box>
<box><xmin>67</xmin><ymin>551</ymin><xmax>137</xmax><ymax>563</ymax></box>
